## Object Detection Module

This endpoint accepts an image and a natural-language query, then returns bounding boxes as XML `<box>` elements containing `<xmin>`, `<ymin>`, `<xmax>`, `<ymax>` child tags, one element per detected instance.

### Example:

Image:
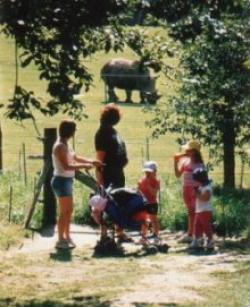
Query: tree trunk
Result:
<box><xmin>222</xmin><ymin>111</ymin><xmax>235</xmax><ymax>188</ymax></box>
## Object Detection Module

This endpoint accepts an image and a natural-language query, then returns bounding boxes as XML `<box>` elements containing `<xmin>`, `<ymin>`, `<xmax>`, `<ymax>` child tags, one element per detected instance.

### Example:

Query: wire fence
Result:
<box><xmin>1</xmin><ymin>134</ymin><xmax>250</xmax><ymax>189</ymax></box>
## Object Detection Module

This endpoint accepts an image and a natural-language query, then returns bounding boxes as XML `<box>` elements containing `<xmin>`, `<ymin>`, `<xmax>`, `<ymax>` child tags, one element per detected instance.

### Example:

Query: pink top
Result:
<box><xmin>179</xmin><ymin>157</ymin><xmax>204</xmax><ymax>187</ymax></box>
<box><xmin>138</xmin><ymin>176</ymin><xmax>160</xmax><ymax>203</ymax></box>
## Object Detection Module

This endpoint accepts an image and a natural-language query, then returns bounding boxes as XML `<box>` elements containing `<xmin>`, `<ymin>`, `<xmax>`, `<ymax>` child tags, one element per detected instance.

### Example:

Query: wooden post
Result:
<box><xmin>0</xmin><ymin>123</ymin><xmax>2</xmax><ymax>171</ymax></box>
<box><xmin>42</xmin><ymin>128</ymin><xmax>57</xmax><ymax>227</ymax></box>
<box><xmin>18</xmin><ymin>149</ymin><xmax>22</xmax><ymax>179</ymax></box>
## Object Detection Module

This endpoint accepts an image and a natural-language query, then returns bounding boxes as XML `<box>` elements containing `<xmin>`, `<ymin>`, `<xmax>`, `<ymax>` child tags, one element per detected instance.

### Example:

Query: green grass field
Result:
<box><xmin>0</xmin><ymin>29</ymin><xmax>249</xmax><ymax>188</ymax></box>
<box><xmin>0</xmin><ymin>28</ymin><xmax>249</xmax><ymax>307</ymax></box>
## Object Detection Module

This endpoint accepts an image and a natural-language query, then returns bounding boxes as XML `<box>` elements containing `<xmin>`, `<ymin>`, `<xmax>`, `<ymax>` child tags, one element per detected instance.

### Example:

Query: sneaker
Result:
<box><xmin>190</xmin><ymin>237</ymin><xmax>204</xmax><ymax>247</ymax></box>
<box><xmin>189</xmin><ymin>238</ymin><xmax>203</xmax><ymax>249</ymax></box>
<box><xmin>55</xmin><ymin>239</ymin><xmax>69</xmax><ymax>249</ymax></box>
<box><xmin>207</xmin><ymin>239</ymin><xmax>215</xmax><ymax>250</ymax></box>
<box><xmin>117</xmin><ymin>234</ymin><xmax>133</xmax><ymax>243</ymax></box>
<box><xmin>178</xmin><ymin>234</ymin><xmax>193</xmax><ymax>244</ymax></box>
<box><xmin>152</xmin><ymin>235</ymin><xmax>161</xmax><ymax>245</ymax></box>
<box><xmin>137</xmin><ymin>237</ymin><xmax>149</xmax><ymax>246</ymax></box>
<box><xmin>67</xmin><ymin>238</ymin><xmax>76</xmax><ymax>249</ymax></box>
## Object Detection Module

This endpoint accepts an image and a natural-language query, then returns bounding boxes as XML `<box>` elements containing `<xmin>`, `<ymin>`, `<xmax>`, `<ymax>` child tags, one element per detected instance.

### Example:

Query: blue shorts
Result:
<box><xmin>51</xmin><ymin>176</ymin><xmax>73</xmax><ymax>197</ymax></box>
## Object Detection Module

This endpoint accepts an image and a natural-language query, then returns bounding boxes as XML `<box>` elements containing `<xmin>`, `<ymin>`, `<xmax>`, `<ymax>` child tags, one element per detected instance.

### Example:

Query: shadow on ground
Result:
<box><xmin>134</xmin><ymin>304</ymin><xmax>177</xmax><ymax>307</ymax></box>
<box><xmin>49</xmin><ymin>249</ymin><xmax>72</xmax><ymax>262</ymax></box>
<box><xmin>0</xmin><ymin>295</ymin><xmax>111</xmax><ymax>307</ymax></box>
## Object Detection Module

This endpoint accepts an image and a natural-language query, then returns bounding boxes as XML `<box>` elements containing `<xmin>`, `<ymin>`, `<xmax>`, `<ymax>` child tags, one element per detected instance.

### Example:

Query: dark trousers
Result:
<box><xmin>103</xmin><ymin>167</ymin><xmax>125</xmax><ymax>189</ymax></box>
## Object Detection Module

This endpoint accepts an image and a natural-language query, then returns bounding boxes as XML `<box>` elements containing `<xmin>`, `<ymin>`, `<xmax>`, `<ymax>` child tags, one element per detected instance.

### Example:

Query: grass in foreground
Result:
<box><xmin>190</xmin><ymin>261</ymin><xmax>250</xmax><ymax>307</ymax></box>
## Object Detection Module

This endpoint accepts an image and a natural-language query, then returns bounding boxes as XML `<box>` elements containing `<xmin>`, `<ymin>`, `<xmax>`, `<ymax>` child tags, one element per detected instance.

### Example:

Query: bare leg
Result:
<box><xmin>141</xmin><ymin>221</ymin><xmax>149</xmax><ymax>238</ymax></box>
<box><xmin>100</xmin><ymin>224</ymin><xmax>108</xmax><ymax>239</ymax></box>
<box><xmin>57</xmin><ymin>196</ymin><xmax>73</xmax><ymax>241</ymax></box>
<box><xmin>115</xmin><ymin>225</ymin><xmax>125</xmax><ymax>237</ymax></box>
<box><xmin>150</xmin><ymin>214</ymin><xmax>160</xmax><ymax>237</ymax></box>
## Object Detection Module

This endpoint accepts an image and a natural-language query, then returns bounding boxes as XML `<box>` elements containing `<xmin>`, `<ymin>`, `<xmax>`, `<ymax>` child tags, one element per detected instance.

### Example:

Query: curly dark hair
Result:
<box><xmin>100</xmin><ymin>103</ymin><xmax>121</xmax><ymax>126</ymax></box>
<box><xmin>192</xmin><ymin>168</ymin><xmax>210</xmax><ymax>185</ymax></box>
<box><xmin>59</xmin><ymin>120</ymin><xmax>76</xmax><ymax>138</ymax></box>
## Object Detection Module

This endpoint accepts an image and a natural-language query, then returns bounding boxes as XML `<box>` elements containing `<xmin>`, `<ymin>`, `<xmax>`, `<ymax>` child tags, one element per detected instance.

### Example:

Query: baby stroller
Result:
<box><xmin>89</xmin><ymin>185</ymin><xmax>169</xmax><ymax>255</ymax></box>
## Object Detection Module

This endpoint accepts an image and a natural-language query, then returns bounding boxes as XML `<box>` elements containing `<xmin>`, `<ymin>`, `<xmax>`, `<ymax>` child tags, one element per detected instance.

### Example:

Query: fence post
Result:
<box><xmin>42</xmin><ymin>128</ymin><xmax>57</xmax><ymax>227</ymax></box>
<box><xmin>0</xmin><ymin>123</ymin><xmax>2</xmax><ymax>171</ymax></box>
<box><xmin>18</xmin><ymin>149</ymin><xmax>22</xmax><ymax>179</ymax></box>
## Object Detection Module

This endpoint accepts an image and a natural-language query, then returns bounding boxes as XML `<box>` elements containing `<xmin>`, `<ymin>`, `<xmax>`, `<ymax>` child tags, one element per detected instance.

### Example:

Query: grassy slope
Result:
<box><xmin>0</xmin><ymin>28</ymin><xmax>249</xmax><ymax>307</ymax></box>
<box><xmin>1</xmin><ymin>30</ymin><xmax>249</xmax><ymax>187</ymax></box>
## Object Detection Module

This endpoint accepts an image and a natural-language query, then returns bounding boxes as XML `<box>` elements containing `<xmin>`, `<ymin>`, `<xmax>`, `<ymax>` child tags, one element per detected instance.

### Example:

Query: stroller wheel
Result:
<box><xmin>157</xmin><ymin>243</ymin><xmax>169</xmax><ymax>253</ymax></box>
<box><xmin>144</xmin><ymin>245</ymin><xmax>158</xmax><ymax>255</ymax></box>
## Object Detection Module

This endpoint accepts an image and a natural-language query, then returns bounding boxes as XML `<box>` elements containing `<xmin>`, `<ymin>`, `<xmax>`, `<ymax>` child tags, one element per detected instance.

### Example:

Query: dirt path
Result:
<box><xmin>0</xmin><ymin>224</ymin><xmax>249</xmax><ymax>306</ymax></box>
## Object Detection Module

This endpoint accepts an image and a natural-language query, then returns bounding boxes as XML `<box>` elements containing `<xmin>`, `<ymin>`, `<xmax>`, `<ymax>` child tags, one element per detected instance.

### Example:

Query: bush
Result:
<box><xmin>213</xmin><ymin>186</ymin><xmax>250</xmax><ymax>237</ymax></box>
<box><xmin>1</xmin><ymin>171</ymin><xmax>249</xmax><ymax>238</ymax></box>
<box><xmin>0</xmin><ymin>171</ymin><xmax>34</xmax><ymax>225</ymax></box>
<box><xmin>158</xmin><ymin>176</ymin><xmax>187</xmax><ymax>231</ymax></box>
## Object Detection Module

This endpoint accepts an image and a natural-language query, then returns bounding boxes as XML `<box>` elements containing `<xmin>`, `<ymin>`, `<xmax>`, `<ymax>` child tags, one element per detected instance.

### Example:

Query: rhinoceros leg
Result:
<box><xmin>125</xmin><ymin>90</ymin><xmax>133</xmax><ymax>103</ymax></box>
<box><xmin>140</xmin><ymin>91</ymin><xmax>146</xmax><ymax>104</ymax></box>
<box><xmin>107</xmin><ymin>86</ymin><xmax>118</xmax><ymax>103</ymax></box>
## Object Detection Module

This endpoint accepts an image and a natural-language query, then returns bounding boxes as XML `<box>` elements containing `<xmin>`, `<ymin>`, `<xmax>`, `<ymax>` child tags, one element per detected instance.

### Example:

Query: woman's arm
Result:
<box><xmin>174</xmin><ymin>159</ymin><xmax>182</xmax><ymax>177</ymax></box>
<box><xmin>55</xmin><ymin>144</ymin><xmax>93</xmax><ymax>171</ymax></box>
<box><xmin>95</xmin><ymin>150</ymin><xmax>106</xmax><ymax>186</ymax></box>
<box><xmin>74</xmin><ymin>154</ymin><xmax>103</xmax><ymax>167</ymax></box>
<box><xmin>173</xmin><ymin>153</ymin><xmax>187</xmax><ymax>177</ymax></box>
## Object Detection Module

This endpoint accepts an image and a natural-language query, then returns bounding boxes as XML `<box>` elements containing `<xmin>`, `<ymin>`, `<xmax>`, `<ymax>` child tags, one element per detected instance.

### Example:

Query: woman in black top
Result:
<box><xmin>95</xmin><ymin>103</ymin><xmax>128</xmax><ymax>188</ymax></box>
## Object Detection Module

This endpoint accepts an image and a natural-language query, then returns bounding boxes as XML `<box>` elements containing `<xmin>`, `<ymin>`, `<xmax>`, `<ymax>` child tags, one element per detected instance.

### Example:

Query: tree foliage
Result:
<box><xmin>0</xmin><ymin>0</ymin><xmax>128</xmax><ymax>120</ymax></box>
<box><xmin>0</xmin><ymin>0</ymin><xmax>175</xmax><ymax>122</ymax></box>
<box><xmin>148</xmin><ymin>0</ymin><xmax>250</xmax><ymax>187</ymax></box>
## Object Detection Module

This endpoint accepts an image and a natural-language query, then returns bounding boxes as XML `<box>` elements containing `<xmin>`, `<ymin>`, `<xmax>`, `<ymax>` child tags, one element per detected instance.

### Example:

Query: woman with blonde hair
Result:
<box><xmin>174</xmin><ymin>140</ymin><xmax>205</xmax><ymax>243</ymax></box>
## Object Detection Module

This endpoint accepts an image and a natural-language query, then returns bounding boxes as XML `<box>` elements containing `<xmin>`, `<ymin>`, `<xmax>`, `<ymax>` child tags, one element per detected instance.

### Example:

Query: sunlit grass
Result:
<box><xmin>0</xmin><ymin>27</ymin><xmax>249</xmax><ymax>188</ymax></box>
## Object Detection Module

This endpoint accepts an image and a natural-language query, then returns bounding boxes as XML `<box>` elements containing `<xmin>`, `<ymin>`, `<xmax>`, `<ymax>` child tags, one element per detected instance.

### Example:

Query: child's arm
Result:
<box><xmin>174</xmin><ymin>154</ymin><xmax>187</xmax><ymax>178</ymax></box>
<box><xmin>197</xmin><ymin>188</ymin><xmax>211</xmax><ymax>202</ymax></box>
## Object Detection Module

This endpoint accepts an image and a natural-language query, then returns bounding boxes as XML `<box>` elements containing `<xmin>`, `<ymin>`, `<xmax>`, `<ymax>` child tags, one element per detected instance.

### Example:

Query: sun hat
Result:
<box><xmin>142</xmin><ymin>161</ymin><xmax>158</xmax><ymax>173</ymax></box>
<box><xmin>181</xmin><ymin>140</ymin><xmax>201</xmax><ymax>152</ymax></box>
<box><xmin>89</xmin><ymin>195</ymin><xmax>107</xmax><ymax>212</ymax></box>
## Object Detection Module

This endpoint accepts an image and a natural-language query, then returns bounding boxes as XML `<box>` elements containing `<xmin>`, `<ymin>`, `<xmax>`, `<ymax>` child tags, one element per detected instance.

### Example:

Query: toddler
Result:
<box><xmin>190</xmin><ymin>168</ymin><xmax>214</xmax><ymax>250</ymax></box>
<box><xmin>138</xmin><ymin>161</ymin><xmax>160</xmax><ymax>244</ymax></box>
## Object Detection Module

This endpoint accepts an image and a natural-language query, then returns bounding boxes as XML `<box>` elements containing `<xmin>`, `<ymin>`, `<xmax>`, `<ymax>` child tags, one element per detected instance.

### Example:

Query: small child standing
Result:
<box><xmin>190</xmin><ymin>168</ymin><xmax>214</xmax><ymax>250</ymax></box>
<box><xmin>138</xmin><ymin>161</ymin><xmax>161</xmax><ymax>244</ymax></box>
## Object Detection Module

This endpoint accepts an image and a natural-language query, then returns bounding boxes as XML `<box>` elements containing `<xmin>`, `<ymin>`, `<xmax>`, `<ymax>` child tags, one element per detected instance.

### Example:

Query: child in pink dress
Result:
<box><xmin>174</xmin><ymin>140</ymin><xmax>205</xmax><ymax>243</ymax></box>
<box><xmin>138</xmin><ymin>161</ymin><xmax>161</xmax><ymax>244</ymax></box>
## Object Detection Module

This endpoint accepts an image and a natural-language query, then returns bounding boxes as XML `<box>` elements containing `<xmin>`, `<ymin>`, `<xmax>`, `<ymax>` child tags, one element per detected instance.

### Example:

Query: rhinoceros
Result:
<box><xmin>101</xmin><ymin>58</ymin><xmax>160</xmax><ymax>104</ymax></box>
